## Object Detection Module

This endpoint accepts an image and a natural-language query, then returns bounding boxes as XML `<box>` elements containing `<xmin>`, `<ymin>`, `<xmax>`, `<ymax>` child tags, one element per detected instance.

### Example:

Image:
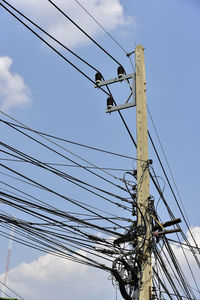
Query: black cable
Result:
<box><xmin>157</xmin><ymin>242</ymin><xmax>196</xmax><ymax>299</ymax></box>
<box><xmin>167</xmin><ymin>238</ymin><xmax>200</xmax><ymax>252</ymax></box>
<box><xmin>0</xmin><ymin>178</ymin><xmax>130</xmax><ymax>223</ymax></box>
<box><xmin>164</xmin><ymin>238</ymin><xmax>199</xmax><ymax>298</ymax></box>
<box><xmin>148</xmin><ymin>131</ymin><xmax>199</xmax><ymax>251</ymax></box>
<box><xmin>1</xmin><ymin>120</ymin><xmax>128</xmax><ymax>192</ymax></box>
<box><xmin>0</xmin><ymin>118</ymin><xmax>135</xmax><ymax>160</ymax></box>
<box><xmin>160</xmin><ymin>290</ymin><xmax>197</xmax><ymax>300</ymax></box>
<box><xmin>150</xmin><ymin>167</ymin><xmax>200</xmax><ymax>269</ymax></box>
<box><xmin>0</xmin><ymin>158</ymin><xmax>133</xmax><ymax>171</ymax></box>
<box><xmin>73</xmin><ymin>0</ymin><xmax>128</xmax><ymax>55</ymax></box>
<box><xmin>0</xmin><ymin>2</ymin><xmax>109</xmax><ymax>97</ymax></box>
<box><xmin>0</xmin><ymin>221</ymin><xmax>110</xmax><ymax>269</ymax></box>
<box><xmin>48</xmin><ymin>0</ymin><xmax>122</xmax><ymax>66</ymax></box>
<box><xmin>1</xmin><ymin>147</ymin><xmax>132</xmax><ymax>213</ymax></box>
<box><xmin>0</xmin><ymin>279</ymin><xmax>24</xmax><ymax>300</ymax></box>
<box><xmin>148</xmin><ymin>106</ymin><xmax>192</xmax><ymax>227</ymax></box>
<box><xmin>0</xmin><ymin>227</ymin><xmax>99</xmax><ymax>267</ymax></box>
<box><xmin>0</xmin><ymin>166</ymin><xmax>126</xmax><ymax>236</ymax></box>
<box><xmin>0</xmin><ymin>169</ymin><xmax>125</xmax><ymax>236</ymax></box>
<box><xmin>1</xmin><ymin>0</ymin><xmax>100</xmax><ymax>73</ymax></box>
<box><xmin>154</xmin><ymin>249</ymin><xmax>183</xmax><ymax>299</ymax></box>
<box><xmin>0</xmin><ymin>196</ymin><xmax>115</xmax><ymax>257</ymax></box>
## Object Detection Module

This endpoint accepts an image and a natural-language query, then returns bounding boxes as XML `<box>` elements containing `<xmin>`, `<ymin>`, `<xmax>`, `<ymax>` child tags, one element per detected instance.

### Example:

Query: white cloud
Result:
<box><xmin>9</xmin><ymin>0</ymin><xmax>133</xmax><ymax>48</ymax></box>
<box><xmin>0</xmin><ymin>56</ymin><xmax>31</xmax><ymax>111</ymax></box>
<box><xmin>0</xmin><ymin>252</ymin><xmax>116</xmax><ymax>300</ymax></box>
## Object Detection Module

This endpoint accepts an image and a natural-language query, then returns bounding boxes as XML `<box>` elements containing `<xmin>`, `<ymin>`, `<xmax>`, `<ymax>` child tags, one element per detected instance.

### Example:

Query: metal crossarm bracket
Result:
<box><xmin>95</xmin><ymin>73</ymin><xmax>136</xmax><ymax>113</ymax></box>
<box><xmin>95</xmin><ymin>73</ymin><xmax>134</xmax><ymax>87</ymax></box>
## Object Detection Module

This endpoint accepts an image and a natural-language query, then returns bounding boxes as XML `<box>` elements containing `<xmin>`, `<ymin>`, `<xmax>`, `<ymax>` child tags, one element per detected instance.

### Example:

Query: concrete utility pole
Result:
<box><xmin>135</xmin><ymin>44</ymin><xmax>152</xmax><ymax>300</ymax></box>
<box><xmin>95</xmin><ymin>43</ymin><xmax>152</xmax><ymax>300</ymax></box>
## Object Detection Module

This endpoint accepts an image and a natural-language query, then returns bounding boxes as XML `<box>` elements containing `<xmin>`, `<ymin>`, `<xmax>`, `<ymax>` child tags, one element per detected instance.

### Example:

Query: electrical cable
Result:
<box><xmin>0</xmin><ymin>2</ymin><xmax>110</xmax><ymax>97</ymax></box>
<box><xmin>1</xmin><ymin>118</ymin><xmax>128</xmax><ymax>191</ymax></box>
<box><xmin>150</xmin><ymin>166</ymin><xmax>200</xmax><ymax>269</ymax></box>
<box><xmin>1</xmin><ymin>0</ymin><xmax>100</xmax><ymax>73</ymax></box>
<box><xmin>0</xmin><ymin>165</ymin><xmax>128</xmax><ymax>235</ymax></box>
<box><xmin>0</xmin><ymin>178</ymin><xmax>131</xmax><ymax>223</ymax></box>
<box><xmin>0</xmin><ymin>159</ymin><xmax>132</xmax><ymax>172</ymax></box>
<box><xmin>0</xmin><ymin>147</ymin><xmax>132</xmax><ymax>213</ymax></box>
<box><xmin>148</xmin><ymin>106</ymin><xmax>192</xmax><ymax>226</ymax></box>
<box><xmin>0</xmin><ymin>117</ymin><xmax>135</xmax><ymax>160</ymax></box>
<box><xmin>48</xmin><ymin>0</ymin><xmax>122</xmax><ymax>66</ymax></box>
<box><xmin>148</xmin><ymin>131</ymin><xmax>199</xmax><ymax>252</ymax></box>
<box><xmin>167</xmin><ymin>238</ymin><xmax>200</xmax><ymax>252</ymax></box>
<box><xmin>72</xmin><ymin>0</ymin><xmax>128</xmax><ymax>55</ymax></box>
<box><xmin>0</xmin><ymin>279</ymin><xmax>24</xmax><ymax>300</ymax></box>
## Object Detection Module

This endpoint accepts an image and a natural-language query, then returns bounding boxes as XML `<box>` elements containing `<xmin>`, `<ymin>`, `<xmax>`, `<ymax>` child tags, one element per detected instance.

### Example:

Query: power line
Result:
<box><xmin>147</xmin><ymin>105</ymin><xmax>193</xmax><ymax>235</ymax></box>
<box><xmin>0</xmin><ymin>117</ymin><xmax>136</xmax><ymax>160</ymax></box>
<box><xmin>0</xmin><ymin>163</ymin><xmax>129</xmax><ymax>233</ymax></box>
<box><xmin>1</xmin><ymin>0</ymin><xmax>100</xmax><ymax>73</ymax></box>
<box><xmin>167</xmin><ymin>238</ymin><xmax>200</xmax><ymax>252</ymax></box>
<box><xmin>48</xmin><ymin>0</ymin><xmax>123</xmax><ymax>66</ymax></box>
<box><xmin>72</xmin><ymin>0</ymin><xmax>136</xmax><ymax>72</ymax></box>
<box><xmin>0</xmin><ymin>279</ymin><xmax>24</xmax><ymax>300</ymax></box>
<box><xmin>1</xmin><ymin>122</ymin><xmax>128</xmax><ymax>193</ymax></box>
<box><xmin>148</xmin><ymin>131</ymin><xmax>199</xmax><ymax>252</ymax></box>
<box><xmin>0</xmin><ymin>159</ymin><xmax>132</xmax><ymax>172</ymax></box>
<box><xmin>72</xmin><ymin>0</ymin><xmax>128</xmax><ymax>55</ymax></box>
<box><xmin>0</xmin><ymin>2</ymin><xmax>109</xmax><ymax>97</ymax></box>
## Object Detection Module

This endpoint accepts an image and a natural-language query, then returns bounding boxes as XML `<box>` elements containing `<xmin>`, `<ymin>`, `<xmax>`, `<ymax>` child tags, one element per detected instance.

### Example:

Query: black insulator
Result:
<box><xmin>148</xmin><ymin>159</ymin><xmax>153</xmax><ymax>165</ymax></box>
<box><xmin>131</xmin><ymin>193</ymin><xmax>137</xmax><ymax>200</ymax></box>
<box><xmin>107</xmin><ymin>97</ymin><xmax>114</xmax><ymax>109</ymax></box>
<box><xmin>95</xmin><ymin>72</ymin><xmax>102</xmax><ymax>84</ymax></box>
<box><xmin>132</xmin><ymin>184</ymin><xmax>137</xmax><ymax>191</ymax></box>
<box><xmin>117</xmin><ymin>65</ymin><xmax>125</xmax><ymax>78</ymax></box>
<box><xmin>133</xmin><ymin>169</ymin><xmax>137</xmax><ymax>177</ymax></box>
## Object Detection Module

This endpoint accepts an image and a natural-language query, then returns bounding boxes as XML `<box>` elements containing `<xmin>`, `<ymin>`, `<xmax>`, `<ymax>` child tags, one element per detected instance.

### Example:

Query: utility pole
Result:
<box><xmin>135</xmin><ymin>44</ymin><xmax>152</xmax><ymax>300</ymax></box>
<box><xmin>95</xmin><ymin>44</ymin><xmax>153</xmax><ymax>300</ymax></box>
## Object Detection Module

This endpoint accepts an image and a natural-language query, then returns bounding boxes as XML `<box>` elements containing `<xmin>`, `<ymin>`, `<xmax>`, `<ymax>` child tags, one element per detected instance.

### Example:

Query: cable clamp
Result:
<box><xmin>126</xmin><ymin>50</ymin><xmax>135</xmax><ymax>57</ymax></box>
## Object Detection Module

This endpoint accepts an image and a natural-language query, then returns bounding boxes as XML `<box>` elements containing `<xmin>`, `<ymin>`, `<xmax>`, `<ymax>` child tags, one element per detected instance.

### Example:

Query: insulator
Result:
<box><xmin>95</xmin><ymin>72</ymin><xmax>102</xmax><ymax>84</ymax></box>
<box><xmin>133</xmin><ymin>169</ymin><xmax>137</xmax><ymax>177</ymax></box>
<box><xmin>148</xmin><ymin>197</ymin><xmax>154</xmax><ymax>205</ymax></box>
<box><xmin>107</xmin><ymin>97</ymin><xmax>114</xmax><ymax>109</ymax></box>
<box><xmin>148</xmin><ymin>159</ymin><xmax>153</xmax><ymax>165</ymax></box>
<box><xmin>132</xmin><ymin>184</ymin><xmax>137</xmax><ymax>191</ymax></box>
<box><xmin>131</xmin><ymin>193</ymin><xmax>137</xmax><ymax>200</ymax></box>
<box><xmin>117</xmin><ymin>65</ymin><xmax>125</xmax><ymax>78</ymax></box>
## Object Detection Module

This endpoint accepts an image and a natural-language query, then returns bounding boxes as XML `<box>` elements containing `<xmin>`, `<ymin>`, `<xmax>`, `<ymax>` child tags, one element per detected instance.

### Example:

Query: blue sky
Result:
<box><xmin>0</xmin><ymin>0</ymin><xmax>200</xmax><ymax>299</ymax></box>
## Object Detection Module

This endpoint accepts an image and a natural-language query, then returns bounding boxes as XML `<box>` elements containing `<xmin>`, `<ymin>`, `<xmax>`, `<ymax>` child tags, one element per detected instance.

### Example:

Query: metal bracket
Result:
<box><xmin>95</xmin><ymin>73</ymin><xmax>136</xmax><ymax>113</ymax></box>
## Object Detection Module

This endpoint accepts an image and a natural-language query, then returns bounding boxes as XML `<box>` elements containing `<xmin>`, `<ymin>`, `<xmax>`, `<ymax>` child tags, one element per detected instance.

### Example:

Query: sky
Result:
<box><xmin>0</xmin><ymin>0</ymin><xmax>200</xmax><ymax>299</ymax></box>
